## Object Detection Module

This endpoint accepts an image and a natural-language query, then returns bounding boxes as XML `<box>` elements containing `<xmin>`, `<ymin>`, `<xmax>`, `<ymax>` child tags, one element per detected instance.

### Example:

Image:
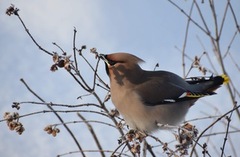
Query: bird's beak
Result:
<box><xmin>99</xmin><ymin>54</ymin><xmax>110</xmax><ymax>66</ymax></box>
<box><xmin>99</xmin><ymin>54</ymin><xmax>111</xmax><ymax>76</ymax></box>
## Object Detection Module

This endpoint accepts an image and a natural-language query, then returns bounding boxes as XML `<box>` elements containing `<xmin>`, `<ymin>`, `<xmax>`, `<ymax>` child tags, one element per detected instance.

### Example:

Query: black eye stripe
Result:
<box><xmin>108</xmin><ymin>59</ymin><xmax>117</xmax><ymax>66</ymax></box>
<box><xmin>103</xmin><ymin>55</ymin><xmax>125</xmax><ymax>66</ymax></box>
<box><xmin>106</xmin><ymin>58</ymin><xmax>125</xmax><ymax>66</ymax></box>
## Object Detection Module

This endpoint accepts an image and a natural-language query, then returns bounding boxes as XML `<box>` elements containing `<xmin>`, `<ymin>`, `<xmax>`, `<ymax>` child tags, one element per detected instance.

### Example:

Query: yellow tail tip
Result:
<box><xmin>221</xmin><ymin>74</ymin><xmax>229</xmax><ymax>84</ymax></box>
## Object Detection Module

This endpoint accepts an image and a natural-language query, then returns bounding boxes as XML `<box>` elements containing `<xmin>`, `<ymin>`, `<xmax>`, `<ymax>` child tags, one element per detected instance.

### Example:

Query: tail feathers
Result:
<box><xmin>162</xmin><ymin>75</ymin><xmax>229</xmax><ymax>104</ymax></box>
<box><xmin>186</xmin><ymin>74</ymin><xmax>229</xmax><ymax>93</ymax></box>
<box><xmin>221</xmin><ymin>74</ymin><xmax>230</xmax><ymax>84</ymax></box>
<box><xmin>206</xmin><ymin>75</ymin><xmax>229</xmax><ymax>92</ymax></box>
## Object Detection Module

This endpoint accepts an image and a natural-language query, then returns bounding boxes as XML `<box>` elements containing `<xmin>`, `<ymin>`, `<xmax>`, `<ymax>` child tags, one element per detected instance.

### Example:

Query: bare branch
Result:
<box><xmin>181</xmin><ymin>0</ymin><xmax>194</xmax><ymax>78</ymax></box>
<box><xmin>72</xmin><ymin>27</ymin><xmax>79</xmax><ymax>73</ymax></box>
<box><xmin>77</xmin><ymin>113</ymin><xmax>105</xmax><ymax>157</ymax></box>
<box><xmin>15</xmin><ymin>11</ymin><xmax>53</xmax><ymax>56</ymax></box>
<box><xmin>19</xmin><ymin>78</ymin><xmax>86</xmax><ymax>157</ymax></box>
<box><xmin>190</xmin><ymin>104</ymin><xmax>240</xmax><ymax>156</ymax></box>
<box><xmin>220</xmin><ymin>114</ymin><xmax>233</xmax><ymax>157</ymax></box>
<box><xmin>168</xmin><ymin>0</ymin><xmax>210</xmax><ymax>35</ymax></box>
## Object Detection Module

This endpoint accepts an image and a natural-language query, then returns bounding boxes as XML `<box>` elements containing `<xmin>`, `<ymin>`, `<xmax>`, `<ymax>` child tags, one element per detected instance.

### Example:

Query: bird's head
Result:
<box><xmin>100</xmin><ymin>52</ymin><xmax>144</xmax><ymax>75</ymax></box>
<box><xmin>100</xmin><ymin>52</ymin><xmax>144</xmax><ymax>85</ymax></box>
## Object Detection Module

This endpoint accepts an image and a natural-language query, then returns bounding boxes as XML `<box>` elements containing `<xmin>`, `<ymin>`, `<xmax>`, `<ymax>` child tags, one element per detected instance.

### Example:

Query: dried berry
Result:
<box><xmin>57</xmin><ymin>59</ymin><xmax>65</xmax><ymax>68</ymax></box>
<box><xmin>44</xmin><ymin>125</ymin><xmax>60</xmax><ymax>137</ymax></box>
<box><xmin>50</xmin><ymin>64</ymin><xmax>58</xmax><ymax>72</ymax></box>
<box><xmin>52</xmin><ymin>52</ymin><xmax>59</xmax><ymax>63</ymax></box>
<box><xmin>130</xmin><ymin>142</ymin><xmax>140</xmax><ymax>154</ymax></box>
<box><xmin>6</xmin><ymin>4</ymin><xmax>19</xmax><ymax>16</ymax></box>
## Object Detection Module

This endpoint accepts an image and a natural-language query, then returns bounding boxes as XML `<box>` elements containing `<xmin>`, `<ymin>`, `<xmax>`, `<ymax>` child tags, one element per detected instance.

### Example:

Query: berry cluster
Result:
<box><xmin>44</xmin><ymin>125</ymin><xmax>60</xmax><ymax>137</ymax></box>
<box><xmin>4</xmin><ymin>112</ymin><xmax>25</xmax><ymax>135</ymax></box>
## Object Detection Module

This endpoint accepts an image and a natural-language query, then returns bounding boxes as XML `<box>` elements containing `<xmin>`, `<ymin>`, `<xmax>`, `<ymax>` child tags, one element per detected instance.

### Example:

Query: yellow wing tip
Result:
<box><xmin>221</xmin><ymin>74</ymin><xmax>229</xmax><ymax>84</ymax></box>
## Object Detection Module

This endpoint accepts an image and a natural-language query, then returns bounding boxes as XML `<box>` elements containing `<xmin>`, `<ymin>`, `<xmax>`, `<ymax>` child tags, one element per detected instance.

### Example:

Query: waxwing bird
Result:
<box><xmin>100</xmin><ymin>52</ymin><xmax>228</xmax><ymax>133</ymax></box>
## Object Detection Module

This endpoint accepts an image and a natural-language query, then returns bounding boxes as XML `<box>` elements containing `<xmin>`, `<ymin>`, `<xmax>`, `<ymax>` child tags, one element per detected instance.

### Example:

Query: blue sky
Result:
<box><xmin>0</xmin><ymin>1</ymin><xmax>240</xmax><ymax>157</ymax></box>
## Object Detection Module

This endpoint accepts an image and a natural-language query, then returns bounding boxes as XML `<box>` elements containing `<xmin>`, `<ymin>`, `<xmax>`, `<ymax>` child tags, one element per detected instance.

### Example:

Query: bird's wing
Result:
<box><xmin>135</xmin><ymin>71</ymin><xmax>212</xmax><ymax>106</ymax></box>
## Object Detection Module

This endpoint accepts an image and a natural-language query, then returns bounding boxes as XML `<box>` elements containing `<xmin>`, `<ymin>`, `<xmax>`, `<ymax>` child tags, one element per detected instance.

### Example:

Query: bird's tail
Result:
<box><xmin>206</xmin><ymin>74</ymin><xmax>229</xmax><ymax>93</ymax></box>
<box><xmin>221</xmin><ymin>74</ymin><xmax>230</xmax><ymax>84</ymax></box>
<box><xmin>170</xmin><ymin>75</ymin><xmax>229</xmax><ymax>103</ymax></box>
<box><xmin>186</xmin><ymin>74</ymin><xmax>229</xmax><ymax>94</ymax></box>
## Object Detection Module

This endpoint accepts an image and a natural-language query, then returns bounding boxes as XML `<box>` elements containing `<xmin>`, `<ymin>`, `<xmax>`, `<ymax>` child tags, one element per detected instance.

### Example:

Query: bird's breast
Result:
<box><xmin>110</xmin><ymin>86</ymin><xmax>191</xmax><ymax>132</ymax></box>
<box><xmin>110</xmin><ymin>87</ymin><xmax>159</xmax><ymax>132</ymax></box>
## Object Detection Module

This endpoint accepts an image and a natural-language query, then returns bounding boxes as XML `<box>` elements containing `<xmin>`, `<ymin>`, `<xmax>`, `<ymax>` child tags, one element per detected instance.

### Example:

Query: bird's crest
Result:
<box><xmin>107</xmin><ymin>52</ymin><xmax>144</xmax><ymax>65</ymax></box>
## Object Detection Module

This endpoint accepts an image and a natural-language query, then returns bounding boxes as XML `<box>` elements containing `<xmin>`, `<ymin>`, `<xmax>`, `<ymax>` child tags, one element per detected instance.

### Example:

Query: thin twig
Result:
<box><xmin>53</xmin><ymin>119</ymin><xmax>117</xmax><ymax>129</ymax></box>
<box><xmin>92</xmin><ymin>57</ymin><xmax>101</xmax><ymax>91</ymax></box>
<box><xmin>147</xmin><ymin>134</ymin><xmax>175</xmax><ymax>155</ymax></box>
<box><xmin>144</xmin><ymin>140</ymin><xmax>156</xmax><ymax>157</ymax></box>
<box><xmin>77</xmin><ymin>113</ymin><xmax>105</xmax><ymax>157</ymax></box>
<box><xmin>181</xmin><ymin>0</ymin><xmax>194</xmax><ymax>78</ymax></box>
<box><xmin>68</xmin><ymin>71</ymin><xmax>89</xmax><ymax>91</ymax></box>
<box><xmin>90</xmin><ymin>90</ymin><xmax>135</xmax><ymax>155</ymax></box>
<box><xmin>72</xmin><ymin>27</ymin><xmax>79</xmax><ymax>73</ymax></box>
<box><xmin>209</xmin><ymin>0</ymin><xmax>219</xmax><ymax>41</ymax></box>
<box><xmin>52</xmin><ymin>42</ymin><xmax>66</xmax><ymax>54</ymax></box>
<box><xmin>19</xmin><ymin>78</ymin><xmax>86</xmax><ymax>157</ymax></box>
<box><xmin>175</xmin><ymin>46</ymin><xmax>215</xmax><ymax>75</ymax></box>
<box><xmin>202</xmin><ymin>130</ymin><xmax>240</xmax><ymax>137</ymax></box>
<box><xmin>196</xmin><ymin>35</ymin><xmax>218</xmax><ymax>74</ymax></box>
<box><xmin>185</xmin><ymin>115</ymin><xmax>221</xmax><ymax>123</ymax></box>
<box><xmin>226</xmin><ymin>134</ymin><xmax>238</xmax><ymax>157</ymax></box>
<box><xmin>228</xmin><ymin>0</ymin><xmax>240</xmax><ymax>32</ymax></box>
<box><xmin>16</xmin><ymin>101</ymin><xmax>103</xmax><ymax>109</ymax></box>
<box><xmin>220</xmin><ymin>115</ymin><xmax>233</xmax><ymax>157</ymax></box>
<box><xmin>204</xmin><ymin>51</ymin><xmax>218</xmax><ymax>74</ymax></box>
<box><xmin>0</xmin><ymin>109</ymin><xmax>111</xmax><ymax>123</ymax></box>
<box><xmin>57</xmin><ymin>149</ymin><xmax>132</xmax><ymax>157</ymax></box>
<box><xmin>223</xmin><ymin>30</ymin><xmax>238</xmax><ymax>58</ymax></box>
<box><xmin>228</xmin><ymin>52</ymin><xmax>240</xmax><ymax>72</ymax></box>
<box><xmin>190</xmin><ymin>104</ymin><xmax>240</xmax><ymax>156</ymax></box>
<box><xmin>194</xmin><ymin>0</ymin><xmax>213</xmax><ymax>40</ymax></box>
<box><xmin>208</xmin><ymin>0</ymin><xmax>240</xmax><ymax>119</ymax></box>
<box><xmin>111</xmin><ymin>140</ymin><xmax>128</xmax><ymax>156</ymax></box>
<box><xmin>79</xmin><ymin>53</ymin><xmax>109</xmax><ymax>90</ymax></box>
<box><xmin>218</xmin><ymin>1</ymin><xmax>229</xmax><ymax>39</ymax></box>
<box><xmin>168</xmin><ymin>0</ymin><xmax>209</xmax><ymax>35</ymax></box>
<box><xmin>16</xmin><ymin>12</ymin><xmax>53</xmax><ymax>56</ymax></box>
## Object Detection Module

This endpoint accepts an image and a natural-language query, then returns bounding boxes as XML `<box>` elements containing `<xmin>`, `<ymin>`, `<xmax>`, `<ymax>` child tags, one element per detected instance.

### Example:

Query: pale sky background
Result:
<box><xmin>0</xmin><ymin>1</ymin><xmax>240</xmax><ymax>157</ymax></box>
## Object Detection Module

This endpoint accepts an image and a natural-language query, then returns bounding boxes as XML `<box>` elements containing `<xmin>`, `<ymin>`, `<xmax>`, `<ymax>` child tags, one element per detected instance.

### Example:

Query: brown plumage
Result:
<box><xmin>100</xmin><ymin>52</ymin><xmax>228</xmax><ymax>132</ymax></box>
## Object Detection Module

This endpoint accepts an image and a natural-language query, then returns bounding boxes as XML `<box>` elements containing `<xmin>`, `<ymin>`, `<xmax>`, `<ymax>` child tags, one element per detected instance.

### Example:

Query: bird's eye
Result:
<box><xmin>107</xmin><ymin>59</ymin><xmax>117</xmax><ymax>66</ymax></box>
